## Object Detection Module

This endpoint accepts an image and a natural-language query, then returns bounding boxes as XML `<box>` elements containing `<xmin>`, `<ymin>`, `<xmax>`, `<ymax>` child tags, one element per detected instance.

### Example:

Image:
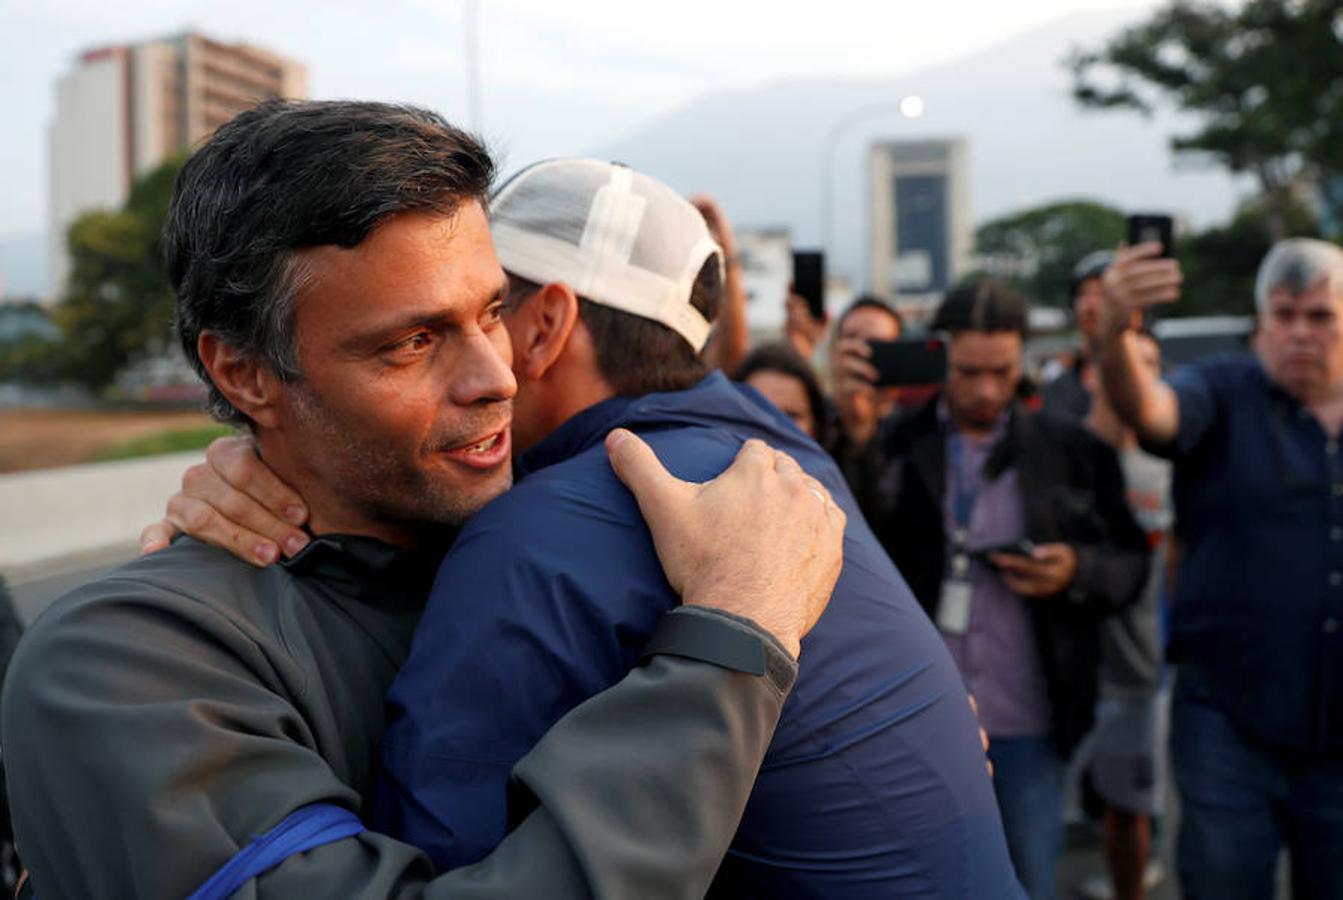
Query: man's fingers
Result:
<box><xmin>606</xmin><ymin>429</ymin><xmax>688</xmax><ymax>514</ymax></box>
<box><xmin>835</xmin><ymin>336</ymin><xmax>873</xmax><ymax>359</ymax></box>
<box><xmin>182</xmin><ymin>463</ymin><xmax>310</xmax><ymax>558</ymax></box>
<box><xmin>166</xmin><ymin>494</ymin><xmax>280</xmax><ymax>567</ymax></box>
<box><xmin>773</xmin><ymin>447</ymin><xmax>806</xmax><ymax>480</ymax></box>
<box><xmin>139</xmin><ymin>520</ymin><xmax>178</xmax><ymax>555</ymax></box>
<box><xmin>834</xmin><ymin>354</ymin><xmax>879</xmax><ymax>385</ymax></box>
<box><xmin>207</xmin><ymin>436</ymin><xmax>308</xmax><ymax>526</ymax></box>
<box><xmin>1114</xmin><ymin>241</ymin><xmax>1165</xmax><ymax>265</ymax></box>
<box><xmin>988</xmin><ymin>553</ymin><xmax>1033</xmax><ymax>574</ymax></box>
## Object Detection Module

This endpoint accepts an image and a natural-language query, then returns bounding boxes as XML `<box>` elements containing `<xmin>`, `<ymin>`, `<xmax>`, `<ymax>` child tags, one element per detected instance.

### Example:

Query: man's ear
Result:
<box><xmin>513</xmin><ymin>282</ymin><xmax>580</xmax><ymax>381</ymax></box>
<box><xmin>197</xmin><ymin>331</ymin><xmax>285</xmax><ymax>428</ymax></box>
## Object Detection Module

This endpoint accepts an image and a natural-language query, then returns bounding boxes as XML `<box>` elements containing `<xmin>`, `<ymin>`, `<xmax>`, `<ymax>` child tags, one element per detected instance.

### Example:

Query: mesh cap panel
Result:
<box><xmin>489</xmin><ymin>159</ymin><xmax>723</xmax><ymax>351</ymax></box>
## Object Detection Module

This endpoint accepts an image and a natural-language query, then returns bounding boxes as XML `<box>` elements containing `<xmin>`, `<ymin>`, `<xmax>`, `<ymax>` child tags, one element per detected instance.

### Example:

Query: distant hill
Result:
<box><xmin>590</xmin><ymin>8</ymin><xmax>1251</xmax><ymax>288</ymax></box>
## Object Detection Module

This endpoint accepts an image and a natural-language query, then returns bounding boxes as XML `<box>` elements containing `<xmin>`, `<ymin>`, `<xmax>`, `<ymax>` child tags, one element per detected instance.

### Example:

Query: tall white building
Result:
<box><xmin>48</xmin><ymin>33</ymin><xmax>307</xmax><ymax>299</ymax></box>
<box><xmin>867</xmin><ymin>138</ymin><xmax>972</xmax><ymax>309</ymax></box>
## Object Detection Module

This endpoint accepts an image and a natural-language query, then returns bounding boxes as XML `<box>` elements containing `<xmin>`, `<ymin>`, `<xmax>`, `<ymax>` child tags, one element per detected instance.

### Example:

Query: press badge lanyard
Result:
<box><xmin>938</xmin><ymin>432</ymin><xmax>976</xmax><ymax>635</ymax></box>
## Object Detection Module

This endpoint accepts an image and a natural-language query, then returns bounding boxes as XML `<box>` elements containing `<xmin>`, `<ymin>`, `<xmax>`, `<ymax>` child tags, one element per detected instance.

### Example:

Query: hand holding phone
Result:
<box><xmin>969</xmin><ymin>539</ymin><xmax>1036</xmax><ymax>568</ymax></box>
<box><xmin>1126</xmin><ymin>213</ymin><xmax>1174</xmax><ymax>258</ymax></box>
<box><xmin>792</xmin><ymin>250</ymin><xmax>826</xmax><ymax>321</ymax></box>
<box><xmin>867</xmin><ymin>338</ymin><xmax>948</xmax><ymax>387</ymax></box>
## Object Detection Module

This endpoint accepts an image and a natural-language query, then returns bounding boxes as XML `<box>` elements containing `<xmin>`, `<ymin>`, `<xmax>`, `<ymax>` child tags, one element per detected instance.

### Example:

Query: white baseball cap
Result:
<box><xmin>489</xmin><ymin>158</ymin><xmax>724</xmax><ymax>351</ymax></box>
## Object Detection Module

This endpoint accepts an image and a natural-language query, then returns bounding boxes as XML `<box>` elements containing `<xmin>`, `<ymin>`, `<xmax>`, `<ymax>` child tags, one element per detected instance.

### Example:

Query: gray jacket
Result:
<box><xmin>2</xmin><ymin>536</ymin><xmax>796</xmax><ymax>899</ymax></box>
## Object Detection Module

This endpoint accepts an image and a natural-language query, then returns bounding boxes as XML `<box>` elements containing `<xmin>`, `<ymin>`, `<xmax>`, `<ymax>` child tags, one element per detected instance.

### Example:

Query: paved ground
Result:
<box><xmin>0</xmin><ymin>449</ymin><xmax>203</xmax><ymax>575</ymax></box>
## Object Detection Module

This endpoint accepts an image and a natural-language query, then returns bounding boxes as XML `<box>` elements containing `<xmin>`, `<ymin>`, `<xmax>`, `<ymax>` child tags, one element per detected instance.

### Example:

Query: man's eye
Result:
<box><xmin>390</xmin><ymin>333</ymin><xmax>434</xmax><ymax>355</ymax></box>
<box><xmin>484</xmin><ymin>301</ymin><xmax>505</xmax><ymax>324</ymax></box>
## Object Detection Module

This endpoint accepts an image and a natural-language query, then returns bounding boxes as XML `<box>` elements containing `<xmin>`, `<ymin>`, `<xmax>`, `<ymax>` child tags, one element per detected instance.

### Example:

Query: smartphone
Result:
<box><xmin>868</xmin><ymin>338</ymin><xmax>947</xmax><ymax>387</ymax></box>
<box><xmin>792</xmin><ymin>250</ymin><xmax>826</xmax><ymax>321</ymax></box>
<box><xmin>969</xmin><ymin>539</ymin><xmax>1037</xmax><ymax>568</ymax></box>
<box><xmin>1126</xmin><ymin>213</ymin><xmax>1174</xmax><ymax>258</ymax></box>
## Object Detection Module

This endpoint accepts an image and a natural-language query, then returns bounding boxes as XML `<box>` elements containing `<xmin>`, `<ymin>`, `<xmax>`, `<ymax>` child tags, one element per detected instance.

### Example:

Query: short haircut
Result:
<box><xmin>1254</xmin><ymin>238</ymin><xmax>1343</xmax><ymax>313</ymax></box>
<box><xmin>836</xmin><ymin>294</ymin><xmax>903</xmax><ymax>337</ymax></box>
<box><xmin>931</xmin><ymin>278</ymin><xmax>1030</xmax><ymax>339</ymax></box>
<box><xmin>506</xmin><ymin>257</ymin><xmax>723</xmax><ymax>397</ymax></box>
<box><xmin>166</xmin><ymin>99</ymin><xmax>495</xmax><ymax>425</ymax></box>
<box><xmin>733</xmin><ymin>341</ymin><xmax>832</xmax><ymax>445</ymax></box>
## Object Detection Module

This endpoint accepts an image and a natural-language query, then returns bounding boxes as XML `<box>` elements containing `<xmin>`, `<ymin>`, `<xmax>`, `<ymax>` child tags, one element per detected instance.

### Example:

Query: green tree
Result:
<box><xmin>974</xmin><ymin>200</ymin><xmax>1126</xmax><ymax>308</ymax></box>
<box><xmin>53</xmin><ymin>154</ymin><xmax>184</xmax><ymax>389</ymax></box>
<box><xmin>1172</xmin><ymin>195</ymin><xmax>1322</xmax><ymax>318</ymax></box>
<box><xmin>1069</xmin><ymin>0</ymin><xmax>1343</xmax><ymax>240</ymax></box>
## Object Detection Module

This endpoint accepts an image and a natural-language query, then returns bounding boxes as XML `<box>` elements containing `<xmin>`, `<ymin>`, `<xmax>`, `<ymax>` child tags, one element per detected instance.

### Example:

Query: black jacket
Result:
<box><xmin>843</xmin><ymin>397</ymin><xmax>1151</xmax><ymax>756</ymax></box>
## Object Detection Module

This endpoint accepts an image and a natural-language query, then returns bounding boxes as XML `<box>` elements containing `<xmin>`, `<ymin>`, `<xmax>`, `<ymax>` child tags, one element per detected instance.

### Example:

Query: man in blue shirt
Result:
<box><xmin>370</xmin><ymin>159</ymin><xmax>1021</xmax><ymax>896</ymax></box>
<box><xmin>1099</xmin><ymin>238</ymin><xmax>1343</xmax><ymax>900</ymax></box>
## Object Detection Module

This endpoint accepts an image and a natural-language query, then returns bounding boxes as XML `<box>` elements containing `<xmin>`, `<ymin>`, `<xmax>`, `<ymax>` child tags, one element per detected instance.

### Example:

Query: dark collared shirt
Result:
<box><xmin>1149</xmin><ymin>354</ymin><xmax>1343</xmax><ymax>753</ymax></box>
<box><xmin>377</xmin><ymin>372</ymin><xmax>1024</xmax><ymax>897</ymax></box>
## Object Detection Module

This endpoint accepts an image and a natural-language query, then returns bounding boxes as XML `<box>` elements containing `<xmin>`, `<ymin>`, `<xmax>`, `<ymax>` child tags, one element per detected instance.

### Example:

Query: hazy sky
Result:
<box><xmin>0</xmin><ymin>0</ymin><xmax>1174</xmax><ymax>242</ymax></box>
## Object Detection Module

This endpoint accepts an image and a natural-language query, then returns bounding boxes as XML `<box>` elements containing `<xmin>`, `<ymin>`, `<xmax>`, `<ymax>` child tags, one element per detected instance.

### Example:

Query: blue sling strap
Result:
<box><xmin>186</xmin><ymin>803</ymin><xmax>365</xmax><ymax>900</ymax></box>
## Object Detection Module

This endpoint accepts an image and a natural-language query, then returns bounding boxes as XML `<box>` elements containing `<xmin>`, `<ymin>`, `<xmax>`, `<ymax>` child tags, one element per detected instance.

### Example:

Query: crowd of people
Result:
<box><xmin>1</xmin><ymin>96</ymin><xmax>1340</xmax><ymax>899</ymax></box>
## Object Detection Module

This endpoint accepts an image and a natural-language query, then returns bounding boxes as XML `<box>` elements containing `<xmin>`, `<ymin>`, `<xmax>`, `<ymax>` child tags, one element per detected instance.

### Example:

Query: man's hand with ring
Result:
<box><xmin>605</xmin><ymin>429</ymin><xmax>845</xmax><ymax>658</ymax></box>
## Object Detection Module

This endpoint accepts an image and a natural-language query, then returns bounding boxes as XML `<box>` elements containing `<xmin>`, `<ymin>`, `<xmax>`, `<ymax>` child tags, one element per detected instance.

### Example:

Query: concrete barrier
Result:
<box><xmin>0</xmin><ymin>451</ymin><xmax>203</xmax><ymax>581</ymax></box>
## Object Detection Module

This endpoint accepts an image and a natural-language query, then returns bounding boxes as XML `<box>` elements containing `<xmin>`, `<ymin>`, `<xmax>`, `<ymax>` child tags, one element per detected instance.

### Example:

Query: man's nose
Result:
<box><xmin>449</xmin><ymin>331</ymin><xmax>517</xmax><ymax>406</ymax></box>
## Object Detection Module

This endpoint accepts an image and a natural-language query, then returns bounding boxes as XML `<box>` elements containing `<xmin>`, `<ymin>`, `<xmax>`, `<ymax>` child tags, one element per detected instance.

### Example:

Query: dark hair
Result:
<box><xmin>508</xmin><ymin>257</ymin><xmax>722</xmax><ymax>396</ymax></box>
<box><xmin>931</xmin><ymin>278</ymin><xmax>1029</xmax><ymax>338</ymax></box>
<box><xmin>166</xmin><ymin>99</ymin><xmax>495</xmax><ymax>425</ymax></box>
<box><xmin>836</xmin><ymin>294</ymin><xmax>903</xmax><ymax>337</ymax></box>
<box><xmin>733</xmin><ymin>342</ymin><xmax>833</xmax><ymax>445</ymax></box>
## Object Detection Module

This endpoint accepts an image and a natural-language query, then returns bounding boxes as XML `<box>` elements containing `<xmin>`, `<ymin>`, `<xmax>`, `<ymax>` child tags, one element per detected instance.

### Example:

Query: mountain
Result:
<box><xmin>589</xmin><ymin>8</ymin><xmax>1251</xmax><ymax>287</ymax></box>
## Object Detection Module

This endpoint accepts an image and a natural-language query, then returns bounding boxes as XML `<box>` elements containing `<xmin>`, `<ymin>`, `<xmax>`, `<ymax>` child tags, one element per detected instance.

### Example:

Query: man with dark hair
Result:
<box><xmin>837</xmin><ymin>278</ymin><xmax>1150</xmax><ymax>900</ymax></box>
<box><xmin>167</xmin><ymin>159</ymin><xmax>1024</xmax><ymax>896</ymax></box>
<box><xmin>1041</xmin><ymin>251</ymin><xmax>1115</xmax><ymax>422</ymax></box>
<box><xmin>1</xmin><ymin>101</ymin><xmax>848</xmax><ymax>899</ymax></box>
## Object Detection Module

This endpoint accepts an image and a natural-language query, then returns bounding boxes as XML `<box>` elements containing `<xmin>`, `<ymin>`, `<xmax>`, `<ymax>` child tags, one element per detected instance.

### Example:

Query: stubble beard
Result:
<box><xmin>289</xmin><ymin>385</ymin><xmax>513</xmax><ymax>532</ymax></box>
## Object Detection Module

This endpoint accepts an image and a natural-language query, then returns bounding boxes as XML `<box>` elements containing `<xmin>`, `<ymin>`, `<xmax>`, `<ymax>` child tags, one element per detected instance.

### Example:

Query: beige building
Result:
<box><xmin>48</xmin><ymin>33</ymin><xmax>307</xmax><ymax>298</ymax></box>
<box><xmin>867</xmin><ymin>138</ymin><xmax>972</xmax><ymax>311</ymax></box>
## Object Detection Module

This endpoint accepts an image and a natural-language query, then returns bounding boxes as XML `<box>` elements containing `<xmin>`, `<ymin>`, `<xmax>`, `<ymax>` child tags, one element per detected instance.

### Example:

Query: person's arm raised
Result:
<box><xmin>692</xmin><ymin>194</ymin><xmax>750</xmax><ymax>374</ymax></box>
<box><xmin>1098</xmin><ymin>243</ymin><xmax>1182</xmax><ymax>446</ymax></box>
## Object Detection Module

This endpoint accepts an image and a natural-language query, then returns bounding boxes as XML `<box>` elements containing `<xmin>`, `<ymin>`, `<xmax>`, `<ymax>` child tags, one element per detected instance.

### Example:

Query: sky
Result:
<box><xmin>0</xmin><ymin>0</ymin><xmax>1171</xmax><ymax>243</ymax></box>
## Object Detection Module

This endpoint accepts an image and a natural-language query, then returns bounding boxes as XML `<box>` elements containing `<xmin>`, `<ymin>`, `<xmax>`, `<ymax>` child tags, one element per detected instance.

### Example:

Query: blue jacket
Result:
<box><xmin>374</xmin><ymin>372</ymin><xmax>1022</xmax><ymax>897</ymax></box>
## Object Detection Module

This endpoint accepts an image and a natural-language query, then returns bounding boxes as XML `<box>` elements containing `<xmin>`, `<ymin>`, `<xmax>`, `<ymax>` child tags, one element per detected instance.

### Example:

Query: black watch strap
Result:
<box><xmin>640</xmin><ymin>609</ymin><xmax>767</xmax><ymax>676</ymax></box>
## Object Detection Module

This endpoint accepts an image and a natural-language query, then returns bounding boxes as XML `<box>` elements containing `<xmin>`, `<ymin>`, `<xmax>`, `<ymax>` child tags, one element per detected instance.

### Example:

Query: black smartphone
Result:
<box><xmin>969</xmin><ymin>539</ymin><xmax>1037</xmax><ymax>568</ymax></box>
<box><xmin>867</xmin><ymin>338</ymin><xmax>947</xmax><ymax>387</ymax></box>
<box><xmin>792</xmin><ymin>250</ymin><xmax>826</xmax><ymax>321</ymax></box>
<box><xmin>1126</xmin><ymin>213</ymin><xmax>1174</xmax><ymax>258</ymax></box>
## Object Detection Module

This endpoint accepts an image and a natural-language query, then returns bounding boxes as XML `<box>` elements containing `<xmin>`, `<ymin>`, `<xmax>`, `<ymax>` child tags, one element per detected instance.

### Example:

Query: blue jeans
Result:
<box><xmin>1171</xmin><ymin>666</ymin><xmax>1343</xmax><ymax>900</ymax></box>
<box><xmin>987</xmin><ymin>735</ymin><xmax>1064</xmax><ymax>900</ymax></box>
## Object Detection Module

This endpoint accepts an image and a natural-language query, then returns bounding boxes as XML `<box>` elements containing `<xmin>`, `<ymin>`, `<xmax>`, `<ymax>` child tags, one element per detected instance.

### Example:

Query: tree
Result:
<box><xmin>53</xmin><ymin>154</ymin><xmax>184</xmax><ymax>389</ymax></box>
<box><xmin>1069</xmin><ymin>0</ymin><xmax>1343</xmax><ymax>240</ymax></box>
<box><xmin>974</xmin><ymin>200</ymin><xmax>1126</xmax><ymax>308</ymax></box>
<box><xmin>1172</xmin><ymin>195</ymin><xmax>1322</xmax><ymax>318</ymax></box>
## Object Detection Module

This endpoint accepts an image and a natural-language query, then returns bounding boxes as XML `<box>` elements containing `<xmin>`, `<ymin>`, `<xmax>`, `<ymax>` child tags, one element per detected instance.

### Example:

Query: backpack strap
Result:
<box><xmin>186</xmin><ymin>803</ymin><xmax>365</xmax><ymax>900</ymax></box>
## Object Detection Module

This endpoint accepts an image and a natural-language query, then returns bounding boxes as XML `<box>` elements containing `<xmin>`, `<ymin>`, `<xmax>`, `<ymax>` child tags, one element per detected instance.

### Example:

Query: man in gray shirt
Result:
<box><xmin>1</xmin><ymin>100</ymin><xmax>845</xmax><ymax>899</ymax></box>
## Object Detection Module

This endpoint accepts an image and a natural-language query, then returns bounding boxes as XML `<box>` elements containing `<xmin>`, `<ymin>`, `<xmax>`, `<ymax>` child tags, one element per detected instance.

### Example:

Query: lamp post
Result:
<box><xmin>819</xmin><ymin>95</ymin><xmax>924</xmax><ymax>261</ymax></box>
<box><xmin>464</xmin><ymin>0</ymin><xmax>484</xmax><ymax>134</ymax></box>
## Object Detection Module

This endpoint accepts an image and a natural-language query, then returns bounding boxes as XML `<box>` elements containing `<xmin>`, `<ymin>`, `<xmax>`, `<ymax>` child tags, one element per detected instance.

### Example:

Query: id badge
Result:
<box><xmin>937</xmin><ymin>578</ymin><xmax>973</xmax><ymax>636</ymax></box>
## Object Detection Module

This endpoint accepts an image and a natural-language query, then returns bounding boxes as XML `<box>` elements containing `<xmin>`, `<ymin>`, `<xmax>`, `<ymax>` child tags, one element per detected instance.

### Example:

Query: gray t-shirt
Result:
<box><xmin>1099</xmin><ymin>448</ymin><xmax>1173</xmax><ymax>693</ymax></box>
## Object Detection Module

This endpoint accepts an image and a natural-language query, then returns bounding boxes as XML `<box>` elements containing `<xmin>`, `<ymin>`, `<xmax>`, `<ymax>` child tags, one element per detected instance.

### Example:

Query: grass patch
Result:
<box><xmin>91</xmin><ymin>423</ymin><xmax>236</xmax><ymax>462</ymax></box>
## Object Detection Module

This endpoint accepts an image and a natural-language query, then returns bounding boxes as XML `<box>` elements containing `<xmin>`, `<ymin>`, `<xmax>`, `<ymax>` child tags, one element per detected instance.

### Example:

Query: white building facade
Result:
<box><xmin>48</xmin><ymin>34</ymin><xmax>307</xmax><ymax>299</ymax></box>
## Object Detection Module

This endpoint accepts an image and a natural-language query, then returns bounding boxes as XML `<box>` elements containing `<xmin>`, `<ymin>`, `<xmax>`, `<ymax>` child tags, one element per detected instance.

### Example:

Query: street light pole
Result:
<box><xmin>464</xmin><ymin>0</ymin><xmax>484</xmax><ymax>135</ymax></box>
<box><xmin>819</xmin><ymin>96</ymin><xmax>924</xmax><ymax>263</ymax></box>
